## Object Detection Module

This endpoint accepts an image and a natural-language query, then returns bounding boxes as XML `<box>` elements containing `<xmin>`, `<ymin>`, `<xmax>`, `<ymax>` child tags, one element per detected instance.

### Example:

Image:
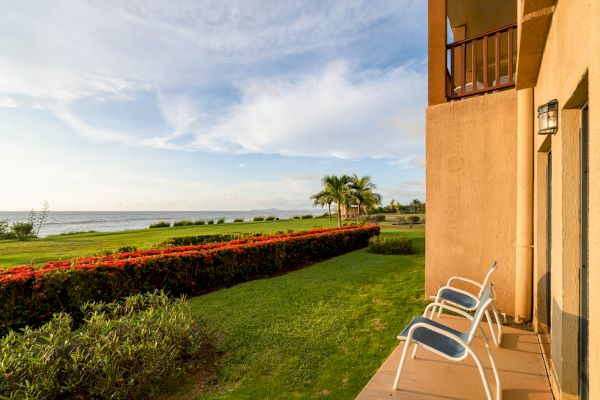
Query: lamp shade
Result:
<box><xmin>537</xmin><ymin>99</ymin><xmax>558</xmax><ymax>134</ymax></box>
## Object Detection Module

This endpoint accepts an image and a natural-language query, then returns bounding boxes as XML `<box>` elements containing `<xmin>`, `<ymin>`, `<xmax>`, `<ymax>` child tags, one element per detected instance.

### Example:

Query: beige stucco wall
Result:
<box><xmin>425</xmin><ymin>89</ymin><xmax>517</xmax><ymax>314</ymax></box>
<box><xmin>528</xmin><ymin>1</ymin><xmax>598</xmax><ymax>398</ymax></box>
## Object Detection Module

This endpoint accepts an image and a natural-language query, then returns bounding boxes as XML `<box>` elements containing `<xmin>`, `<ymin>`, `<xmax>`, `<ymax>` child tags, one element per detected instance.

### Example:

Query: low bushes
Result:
<box><xmin>368</xmin><ymin>236</ymin><xmax>413</xmax><ymax>255</ymax></box>
<box><xmin>155</xmin><ymin>233</ymin><xmax>262</xmax><ymax>248</ymax></box>
<box><xmin>233</xmin><ymin>218</ymin><xmax>244</xmax><ymax>223</ymax></box>
<box><xmin>300</xmin><ymin>214</ymin><xmax>314</xmax><ymax>219</ymax></box>
<box><xmin>0</xmin><ymin>291</ymin><xmax>208</xmax><ymax>399</ymax></box>
<box><xmin>264</xmin><ymin>216</ymin><xmax>276</xmax><ymax>221</ymax></box>
<box><xmin>149</xmin><ymin>221</ymin><xmax>171</xmax><ymax>229</ymax></box>
<box><xmin>0</xmin><ymin>226</ymin><xmax>379</xmax><ymax>334</ymax></box>
<box><xmin>194</xmin><ymin>219</ymin><xmax>205</xmax><ymax>225</ymax></box>
<box><xmin>217</xmin><ymin>218</ymin><xmax>225</xmax><ymax>224</ymax></box>
<box><xmin>173</xmin><ymin>220</ymin><xmax>194</xmax><ymax>227</ymax></box>
<box><xmin>253</xmin><ymin>216</ymin><xmax>264</xmax><ymax>221</ymax></box>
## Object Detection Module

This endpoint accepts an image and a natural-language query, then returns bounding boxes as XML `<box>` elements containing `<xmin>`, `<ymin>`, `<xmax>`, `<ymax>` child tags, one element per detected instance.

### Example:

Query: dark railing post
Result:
<box><xmin>446</xmin><ymin>23</ymin><xmax>516</xmax><ymax>100</ymax></box>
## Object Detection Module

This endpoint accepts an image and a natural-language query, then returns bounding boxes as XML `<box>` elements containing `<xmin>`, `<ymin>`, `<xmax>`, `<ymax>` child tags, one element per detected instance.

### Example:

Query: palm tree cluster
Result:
<box><xmin>310</xmin><ymin>174</ymin><xmax>382</xmax><ymax>227</ymax></box>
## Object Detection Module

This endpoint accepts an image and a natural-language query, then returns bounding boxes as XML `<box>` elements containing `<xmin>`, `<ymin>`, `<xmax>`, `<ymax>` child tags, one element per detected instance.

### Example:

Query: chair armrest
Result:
<box><xmin>434</xmin><ymin>285</ymin><xmax>480</xmax><ymax>302</ymax></box>
<box><xmin>423</xmin><ymin>302</ymin><xmax>473</xmax><ymax>320</ymax></box>
<box><xmin>406</xmin><ymin>321</ymin><xmax>469</xmax><ymax>349</ymax></box>
<box><xmin>446</xmin><ymin>276</ymin><xmax>483</xmax><ymax>290</ymax></box>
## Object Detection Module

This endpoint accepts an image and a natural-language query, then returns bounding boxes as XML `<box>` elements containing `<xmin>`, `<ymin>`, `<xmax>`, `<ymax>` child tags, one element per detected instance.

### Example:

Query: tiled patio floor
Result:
<box><xmin>356</xmin><ymin>315</ymin><xmax>553</xmax><ymax>400</ymax></box>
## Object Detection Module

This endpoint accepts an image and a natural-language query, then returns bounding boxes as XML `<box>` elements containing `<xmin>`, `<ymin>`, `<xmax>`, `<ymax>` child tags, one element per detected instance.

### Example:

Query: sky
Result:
<box><xmin>0</xmin><ymin>0</ymin><xmax>427</xmax><ymax>211</ymax></box>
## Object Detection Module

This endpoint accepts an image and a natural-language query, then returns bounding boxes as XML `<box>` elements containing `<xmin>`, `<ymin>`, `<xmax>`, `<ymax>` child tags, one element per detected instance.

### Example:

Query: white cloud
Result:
<box><xmin>188</xmin><ymin>62</ymin><xmax>425</xmax><ymax>159</ymax></box>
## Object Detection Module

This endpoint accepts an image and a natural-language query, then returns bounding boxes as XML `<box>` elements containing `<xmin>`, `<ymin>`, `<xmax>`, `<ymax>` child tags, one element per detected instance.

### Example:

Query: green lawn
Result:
<box><xmin>0</xmin><ymin>217</ymin><xmax>423</xmax><ymax>268</ymax></box>
<box><xmin>0</xmin><ymin>217</ymin><xmax>343</xmax><ymax>267</ymax></box>
<box><xmin>174</xmin><ymin>229</ymin><xmax>426</xmax><ymax>400</ymax></box>
<box><xmin>0</xmin><ymin>219</ymin><xmax>425</xmax><ymax>399</ymax></box>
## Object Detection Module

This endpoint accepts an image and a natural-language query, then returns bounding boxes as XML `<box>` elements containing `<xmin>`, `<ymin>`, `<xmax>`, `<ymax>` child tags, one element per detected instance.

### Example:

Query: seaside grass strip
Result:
<box><xmin>0</xmin><ymin>226</ymin><xmax>379</xmax><ymax>335</ymax></box>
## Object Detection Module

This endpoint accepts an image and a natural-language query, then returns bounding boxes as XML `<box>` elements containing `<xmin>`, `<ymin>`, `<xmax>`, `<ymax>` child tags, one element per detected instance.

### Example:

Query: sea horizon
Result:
<box><xmin>0</xmin><ymin>209</ymin><xmax>325</xmax><ymax>237</ymax></box>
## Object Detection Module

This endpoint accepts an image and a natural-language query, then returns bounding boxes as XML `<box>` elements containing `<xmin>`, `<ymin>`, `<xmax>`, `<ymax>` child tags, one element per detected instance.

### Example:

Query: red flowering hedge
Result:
<box><xmin>0</xmin><ymin>225</ymin><xmax>379</xmax><ymax>335</ymax></box>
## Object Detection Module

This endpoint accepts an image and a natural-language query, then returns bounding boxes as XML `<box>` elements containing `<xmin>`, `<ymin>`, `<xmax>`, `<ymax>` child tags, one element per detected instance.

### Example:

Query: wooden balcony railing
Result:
<box><xmin>447</xmin><ymin>24</ymin><xmax>517</xmax><ymax>100</ymax></box>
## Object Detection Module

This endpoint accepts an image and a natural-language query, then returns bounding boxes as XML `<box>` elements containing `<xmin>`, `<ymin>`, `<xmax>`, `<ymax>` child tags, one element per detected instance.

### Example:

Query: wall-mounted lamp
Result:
<box><xmin>537</xmin><ymin>99</ymin><xmax>558</xmax><ymax>134</ymax></box>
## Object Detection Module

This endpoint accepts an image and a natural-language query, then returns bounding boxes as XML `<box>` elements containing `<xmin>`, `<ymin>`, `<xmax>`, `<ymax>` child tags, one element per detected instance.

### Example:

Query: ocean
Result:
<box><xmin>0</xmin><ymin>210</ymin><xmax>325</xmax><ymax>237</ymax></box>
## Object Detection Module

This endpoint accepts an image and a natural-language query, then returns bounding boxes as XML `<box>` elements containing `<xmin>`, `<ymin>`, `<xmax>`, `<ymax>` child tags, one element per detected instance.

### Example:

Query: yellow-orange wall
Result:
<box><xmin>528</xmin><ymin>1</ymin><xmax>599</xmax><ymax>398</ymax></box>
<box><xmin>425</xmin><ymin>89</ymin><xmax>518</xmax><ymax>314</ymax></box>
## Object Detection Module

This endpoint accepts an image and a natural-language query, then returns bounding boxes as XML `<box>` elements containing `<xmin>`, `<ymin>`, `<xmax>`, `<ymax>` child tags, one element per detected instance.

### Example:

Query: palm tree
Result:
<box><xmin>349</xmin><ymin>174</ymin><xmax>382</xmax><ymax>216</ymax></box>
<box><xmin>310</xmin><ymin>189</ymin><xmax>334</xmax><ymax>220</ymax></box>
<box><xmin>310</xmin><ymin>175</ymin><xmax>353</xmax><ymax>227</ymax></box>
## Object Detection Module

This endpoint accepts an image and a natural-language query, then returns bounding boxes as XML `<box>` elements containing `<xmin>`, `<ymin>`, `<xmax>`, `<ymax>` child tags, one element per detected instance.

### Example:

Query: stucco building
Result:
<box><xmin>426</xmin><ymin>0</ymin><xmax>599</xmax><ymax>399</ymax></box>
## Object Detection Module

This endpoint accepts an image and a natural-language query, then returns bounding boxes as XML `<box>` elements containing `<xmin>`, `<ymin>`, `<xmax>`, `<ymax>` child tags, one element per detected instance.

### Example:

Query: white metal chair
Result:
<box><xmin>430</xmin><ymin>260</ymin><xmax>503</xmax><ymax>346</ymax></box>
<box><xmin>393</xmin><ymin>285</ymin><xmax>501</xmax><ymax>400</ymax></box>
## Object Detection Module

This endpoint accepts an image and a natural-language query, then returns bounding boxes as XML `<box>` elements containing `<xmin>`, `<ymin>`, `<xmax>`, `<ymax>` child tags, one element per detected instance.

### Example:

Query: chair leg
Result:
<box><xmin>436</xmin><ymin>300</ymin><xmax>445</xmax><ymax>319</ymax></box>
<box><xmin>492</xmin><ymin>303</ymin><xmax>503</xmax><ymax>346</ymax></box>
<box><xmin>393</xmin><ymin>339</ymin><xmax>413</xmax><ymax>390</ymax></box>
<box><xmin>466</xmin><ymin>346</ymin><xmax>495</xmax><ymax>400</ymax></box>
<box><xmin>411</xmin><ymin>342</ymin><xmax>419</xmax><ymax>359</ymax></box>
<box><xmin>485</xmin><ymin>310</ymin><xmax>499</xmax><ymax>347</ymax></box>
<box><xmin>480</xmin><ymin>328</ymin><xmax>502</xmax><ymax>400</ymax></box>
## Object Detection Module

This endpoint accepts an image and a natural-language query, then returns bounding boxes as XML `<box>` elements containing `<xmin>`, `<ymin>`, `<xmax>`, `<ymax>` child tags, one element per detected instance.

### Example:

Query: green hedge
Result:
<box><xmin>368</xmin><ymin>236</ymin><xmax>413</xmax><ymax>255</ymax></box>
<box><xmin>0</xmin><ymin>292</ymin><xmax>207</xmax><ymax>399</ymax></box>
<box><xmin>155</xmin><ymin>233</ymin><xmax>262</xmax><ymax>248</ymax></box>
<box><xmin>1</xmin><ymin>226</ymin><xmax>379</xmax><ymax>335</ymax></box>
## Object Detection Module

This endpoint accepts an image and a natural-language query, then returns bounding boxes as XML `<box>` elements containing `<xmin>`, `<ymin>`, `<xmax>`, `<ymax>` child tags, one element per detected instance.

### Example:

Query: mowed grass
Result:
<box><xmin>175</xmin><ymin>229</ymin><xmax>426</xmax><ymax>400</ymax></box>
<box><xmin>0</xmin><ymin>217</ymin><xmax>343</xmax><ymax>268</ymax></box>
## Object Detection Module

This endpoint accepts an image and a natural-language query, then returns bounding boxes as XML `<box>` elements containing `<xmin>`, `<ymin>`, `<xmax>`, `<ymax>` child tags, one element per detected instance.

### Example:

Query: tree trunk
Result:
<box><xmin>337</xmin><ymin>206</ymin><xmax>342</xmax><ymax>227</ymax></box>
<box><xmin>328</xmin><ymin>203</ymin><xmax>332</xmax><ymax>220</ymax></box>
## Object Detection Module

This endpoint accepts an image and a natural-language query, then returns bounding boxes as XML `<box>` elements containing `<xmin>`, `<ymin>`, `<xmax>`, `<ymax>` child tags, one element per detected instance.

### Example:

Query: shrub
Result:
<box><xmin>368</xmin><ymin>236</ymin><xmax>413</xmax><ymax>255</ymax></box>
<box><xmin>300</xmin><ymin>214</ymin><xmax>314</xmax><ymax>219</ymax></box>
<box><xmin>395</xmin><ymin>216</ymin><xmax>408</xmax><ymax>225</ymax></box>
<box><xmin>265</xmin><ymin>216</ymin><xmax>276</xmax><ymax>221</ymax></box>
<box><xmin>155</xmin><ymin>233</ymin><xmax>262</xmax><ymax>248</ymax></box>
<box><xmin>118</xmin><ymin>246</ymin><xmax>137</xmax><ymax>253</ymax></box>
<box><xmin>370</xmin><ymin>214</ymin><xmax>386</xmax><ymax>222</ymax></box>
<box><xmin>173</xmin><ymin>220</ymin><xmax>193</xmax><ymax>227</ymax></box>
<box><xmin>217</xmin><ymin>218</ymin><xmax>225</xmax><ymax>224</ymax></box>
<box><xmin>292</xmin><ymin>215</ymin><xmax>301</xmax><ymax>219</ymax></box>
<box><xmin>0</xmin><ymin>226</ymin><xmax>379</xmax><ymax>334</ymax></box>
<box><xmin>0</xmin><ymin>220</ymin><xmax>14</xmax><ymax>240</ymax></box>
<box><xmin>149</xmin><ymin>221</ymin><xmax>171</xmax><ymax>229</ymax></box>
<box><xmin>0</xmin><ymin>291</ymin><xmax>207</xmax><ymax>399</ymax></box>
<box><xmin>409</xmin><ymin>215</ymin><xmax>421</xmax><ymax>224</ymax></box>
<box><xmin>11</xmin><ymin>222</ymin><xmax>34</xmax><ymax>241</ymax></box>
<box><xmin>233</xmin><ymin>218</ymin><xmax>244</xmax><ymax>223</ymax></box>
<box><xmin>207</xmin><ymin>220</ymin><xmax>214</xmax><ymax>225</ymax></box>
<box><xmin>253</xmin><ymin>216</ymin><xmax>264</xmax><ymax>221</ymax></box>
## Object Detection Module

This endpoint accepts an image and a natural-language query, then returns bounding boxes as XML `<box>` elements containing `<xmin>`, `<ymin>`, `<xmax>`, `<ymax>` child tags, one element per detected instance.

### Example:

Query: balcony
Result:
<box><xmin>447</xmin><ymin>24</ymin><xmax>517</xmax><ymax>100</ymax></box>
<box><xmin>356</xmin><ymin>315</ymin><xmax>552</xmax><ymax>399</ymax></box>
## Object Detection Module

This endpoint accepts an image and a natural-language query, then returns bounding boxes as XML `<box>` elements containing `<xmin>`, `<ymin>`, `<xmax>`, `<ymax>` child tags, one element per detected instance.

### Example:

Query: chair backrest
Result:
<box><xmin>467</xmin><ymin>284</ymin><xmax>494</xmax><ymax>343</ymax></box>
<box><xmin>477</xmin><ymin>261</ymin><xmax>497</xmax><ymax>298</ymax></box>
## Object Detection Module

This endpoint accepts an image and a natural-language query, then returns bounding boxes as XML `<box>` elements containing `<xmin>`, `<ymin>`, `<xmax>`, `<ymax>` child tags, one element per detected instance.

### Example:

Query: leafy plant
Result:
<box><xmin>0</xmin><ymin>291</ymin><xmax>208</xmax><ymax>399</ymax></box>
<box><xmin>0</xmin><ymin>220</ymin><xmax>14</xmax><ymax>240</ymax></box>
<box><xmin>264</xmin><ymin>216</ymin><xmax>276</xmax><ymax>221</ymax></box>
<box><xmin>194</xmin><ymin>219</ymin><xmax>205</xmax><ymax>225</ymax></box>
<box><xmin>149</xmin><ymin>221</ymin><xmax>171</xmax><ymax>228</ymax></box>
<box><xmin>233</xmin><ymin>218</ymin><xmax>244</xmax><ymax>223</ymax></box>
<box><xmin>368</xmin><ymin>236</ymin><xmax>413</xmax><ymax>255</ymax></box>
<box><xmin>173</xmin><ymin>220</ymin><xmax>194</xmax><ymax>227</ymax></box>
<box><xmin>207</xmin><ymin>220</ymin><xmax>214</xmax><ymax>225</ymax></box>
<box><xmin>118</xmin><ymin>246</ymin><xmax>137</xmax><ymax>253</ymax></box>
<box><xmin>300</xmin><ymin>214</ymin><xmax>314</xmax><ymax>219</ymax></box>
<box><xmin>217</xmin><ymin>218</ymin><xmax>225</xmax><ymax>224</ymax></box>
<box><xmin>155</xmin><ymin>233</ymin><xmax>262</xmax><ymax>248</ymax></box>
<box><xmin>11</xmin><ymin>222</ymin><xmax>34</xmax><ymax>241</ymax></box>
<box><xmin>253</xmin><ymin>216</ymin><xmax>264</xmax><ymax>221</ymax></box>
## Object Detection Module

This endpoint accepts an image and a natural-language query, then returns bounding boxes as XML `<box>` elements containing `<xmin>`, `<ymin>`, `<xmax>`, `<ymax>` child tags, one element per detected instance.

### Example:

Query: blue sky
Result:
<box><xmin>0</xmin><ymin>0</ymin><xmax>427</xmax><ymax>211</ymax></box>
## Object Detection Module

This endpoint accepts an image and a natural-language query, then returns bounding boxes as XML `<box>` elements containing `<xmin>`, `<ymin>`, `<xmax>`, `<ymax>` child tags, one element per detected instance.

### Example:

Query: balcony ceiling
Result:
<box><xmin>447</xmin><ymin>0</ymin><xmax>517</xmax><ymax>39</ymax></box>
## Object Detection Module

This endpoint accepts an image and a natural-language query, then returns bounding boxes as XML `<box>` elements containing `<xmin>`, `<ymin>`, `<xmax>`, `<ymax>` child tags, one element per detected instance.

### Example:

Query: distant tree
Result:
<box><xmin>310</xmin><ymin>175</ymin><xmax>354</xmax><ymax>227</ymax></box>
<box><xmin>310</xmin><ymin>190</ymin><xmax>334</xmax><ymax>220</ymax></box>
<box><xmin>349</xmin><ymin>174</ymin><xmax>382</xmax><ymax>217</ymax></box>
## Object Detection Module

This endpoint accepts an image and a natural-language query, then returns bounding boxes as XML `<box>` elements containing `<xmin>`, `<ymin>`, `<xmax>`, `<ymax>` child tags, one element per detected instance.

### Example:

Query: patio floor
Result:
<box><xmin>356</xmin><ymin>315</ymin><xmax>553</xmax><ymax>400</ymax></box>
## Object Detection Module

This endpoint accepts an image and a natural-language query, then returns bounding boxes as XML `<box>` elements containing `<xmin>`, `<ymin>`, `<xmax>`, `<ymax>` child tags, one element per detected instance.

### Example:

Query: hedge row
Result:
<box><xmin>0</xmin><ymin>226</ymin><xmax>379</xmax><ymax>334</ymax></box>
<box><xmin>154</xmin><ymin>233</ymin><xmax>263</xmax><ymax>248</ymax></box>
